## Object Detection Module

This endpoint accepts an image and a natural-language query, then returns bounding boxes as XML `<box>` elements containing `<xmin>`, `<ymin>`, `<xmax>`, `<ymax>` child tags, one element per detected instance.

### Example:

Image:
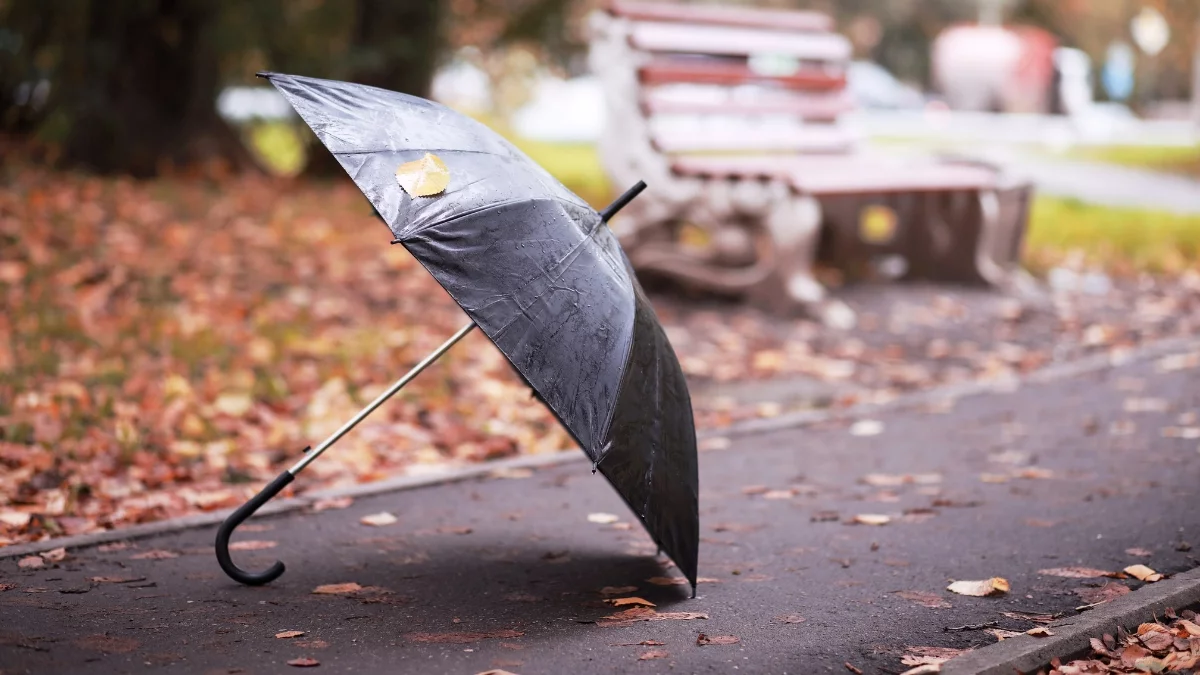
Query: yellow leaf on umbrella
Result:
<box><xmin>396</xmin><ymin>153</ymin><xmax>450</xmax><ymax>197</ymax></box>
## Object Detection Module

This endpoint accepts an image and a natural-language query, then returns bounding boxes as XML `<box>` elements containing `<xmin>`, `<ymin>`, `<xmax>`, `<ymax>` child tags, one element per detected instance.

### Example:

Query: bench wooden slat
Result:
<box><xmin>642</xmin><ymin>85</ymin><xmax>854</xmax><ymax>120</ymax></box>
<box><xmin>670</xmin><ymin>155</ymin><xmax>999</xmax><ymax>195</ymax></box>
<box><xmin>639</xmin><ymin>60</ymin><xmax>845</xmax><ymax>91</ymax></box>
<box><xmin>629</xmin><ymin>21</ymin><xmax>852</xmax><ymax>61</ymax></box>
<box><xmin>651</xmin><ymin>123</ymin><xmax>856</xmax><ymax>154</ymax></box>
<box><xmin>609</xmin><ymin>0</ymin><xmax>833</xmax><ymax>32</ymax></box>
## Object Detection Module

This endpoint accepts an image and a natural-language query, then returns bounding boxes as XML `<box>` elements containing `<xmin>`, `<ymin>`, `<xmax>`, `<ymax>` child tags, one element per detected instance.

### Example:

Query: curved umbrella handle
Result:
<box><xmin>215</xmin><ymin>469</ymin><xmax>296</xmax><ymax>585</ymax></box>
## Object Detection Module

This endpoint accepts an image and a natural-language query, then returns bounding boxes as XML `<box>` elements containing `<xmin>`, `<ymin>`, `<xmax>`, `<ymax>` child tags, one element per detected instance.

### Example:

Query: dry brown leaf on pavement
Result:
<box><xmin>287</xmin><ymin>657</ymin><xmax>320</xmax><ymax>667</ymax></box>
<box><xmin>229</xmin><ymin>540</ymin><xmax>277</xmax><ymax>551</ymax></box>
<box><xmin>947</xmin><ymin>578</ymin><xmax>1009</xmax><ymax>596</ymax></box>
<box><xmin>896</xmin><ymin>591</ymin><xmax>951</xmax><ymax>609</ymax></box>
<box><xmin>1125</xmin><ymin>547</ymin><xmax>1152</xmax><ymax>557</ymax></box>
<box><xmin>41</xmin><ymin>547</ymin><xmax>67</xmax><ymax>562</ymax></box>
<box><xmin>849</xmin><ymin>419</ymin><xmax>884</xmax><ymax>436</ymax></box>
<box><xmin>1026</xmin><ymin>627</ymin><xmax>1054</xmax><ymax>637</ymax></box>
<box><xmin>605</xmin><ymin>597</ymin><xmax>655</xmax><ymax>608</ymax></box>
<box><xmin>985</xmin><ymin>629</ymin><xmax>1023</xmax><ymax>641</ymax></box>
<box><xmin>312</xmin><ymin>582</ymin><xmax>362</xmax><ymax>595</ymax></box>
<box><xmin>1124</xmin><ymin>564</ymin><xmax>1164</xmax><ymax>582</ymax></box>
<box><xmin>130</xmin><ymin>550</ymin><xmax>179</xmax><ymax>560</ymax></box>
<box><xmin>360</xmin><ymin>512</ymin><xmax>397</xmax><ymax>527</ymax></box>
<box><xmin>696</xmin><ymin>634</ymin><xmax>740</xmax><ymax>645</ymax></box>
<box><xmin>775</xmin><ymin>614</ymin><xmax>806</xmax><ymax>624</ymax></box>
<box><xmin>17</xmin><ymin>556</ymin><xmax>44</xmax><ymax>569</ymax></box>
<box><xmin>638</xmin><ymin>649</ymin><xmax>669</xmax><ymax>660</ymax></box>
<box><xmin>276</xmin><ymin>630</ymin><xmax>306</xmax><ymax>639</ymax></box>
<box><xmin>899</xmin><ymin>666</ymin><xmax>941</xmax><ymax>675</ymax></box>
<box><xmin>850</xmin><ymin>514</ymin><xmax>892</xmax><ymax>526</ymax></box>
<box><xmin>1038</xmin><ymin>566</ymin><xmax>1119</xmax><ymax>579</ymax></box>
<box><xmin>902</xmin><ymin>646</ymin><xmax>965</xmax><ymax>667</ymax></box>
<box><xmin>312</xmin><ymin>497</ymin><xmax>353</xmax><ymax>512</ymax></box>
<box><xmin>1075</xmin><ymin>582</ymin><xmax>1131</xmax><ymax>604</ymax></box>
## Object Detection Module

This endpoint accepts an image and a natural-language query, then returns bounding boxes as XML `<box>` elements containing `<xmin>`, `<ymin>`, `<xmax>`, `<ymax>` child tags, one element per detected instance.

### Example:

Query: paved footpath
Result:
<box><xmin>2</xmin><ymin>350</ymin><xmax>1199</xmax><ymax>675</ymax></box>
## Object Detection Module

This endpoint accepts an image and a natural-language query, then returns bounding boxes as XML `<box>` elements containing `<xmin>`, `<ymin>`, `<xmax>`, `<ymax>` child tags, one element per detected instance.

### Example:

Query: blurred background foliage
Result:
<box><xmin>2</xmin><ymin>0</ymin><xmax>1196</xmax><ymax>177</ymax></box>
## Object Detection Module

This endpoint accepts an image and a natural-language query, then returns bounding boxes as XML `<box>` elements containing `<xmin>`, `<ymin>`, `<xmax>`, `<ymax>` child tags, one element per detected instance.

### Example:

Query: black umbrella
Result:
<box><xmin>215</xmin><ymin>73</ymin><xmax>699</xmax><ymax>592</ymax></box>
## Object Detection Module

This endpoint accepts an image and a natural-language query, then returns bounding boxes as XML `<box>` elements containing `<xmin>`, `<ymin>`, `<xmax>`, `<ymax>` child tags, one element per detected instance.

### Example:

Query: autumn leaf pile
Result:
<box><xmin>1048</xmin><ymin>609</ymin><xmax>1200</xmax><ymax>674</ymax></box>
<box><xmin>0</xmin><ymin>169</ymin><xmax>575</xmax><ymax>545</ymax></box>
<box><xmin>4</xmin><ymin>167</ymin><xmax>1200</xmax><ymax>548</ymax></box>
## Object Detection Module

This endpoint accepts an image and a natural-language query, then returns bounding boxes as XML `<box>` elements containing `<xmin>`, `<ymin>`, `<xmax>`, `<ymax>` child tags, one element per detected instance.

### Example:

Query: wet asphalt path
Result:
<box><xmin>2</xmin><ymin>351</ymin><xmax>1199</xmax><ymax>674</ymax></box>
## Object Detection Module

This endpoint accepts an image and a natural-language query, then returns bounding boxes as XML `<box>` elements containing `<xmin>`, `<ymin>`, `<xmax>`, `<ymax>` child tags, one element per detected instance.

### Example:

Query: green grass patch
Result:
<box><xmin>1059</xmin><ymin>144</ymin><xmax>1200</xmax><ymax>177</ymax></box>
<box><xmin>1025</xmin><ymin>196</ymin><xmax>1200</xmax><ymax>274</ymax></box>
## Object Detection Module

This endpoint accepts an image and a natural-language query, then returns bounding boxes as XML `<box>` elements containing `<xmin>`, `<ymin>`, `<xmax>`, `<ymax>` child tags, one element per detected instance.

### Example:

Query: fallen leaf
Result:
<box><xmin>287</xmin><ymin>657</ymin><xmax>320</xmax><ymax>667</ymax></box>
<box><xmin>312</xmin><ymin>583</ymin><xmax>362</xmax><ymax>595</ymax></box>
<box><xmin>0</xmin><ymin>583</ymin><xmax>15</xmax><ymax>591</ymax></box>
<box><xmin>1162</xmin><ymin>426</ymin><xmax>1200</xmax><ymax>439</ymax></box>
<box><xmin>437</xmin><ymin>526</ymin><xmax>473</xmax><ymax>535</ymax></box>
<box><xmin>740</xmin><ymin>485</ymin><xmax>769</xmax><ymax>495</ymax></box>
<box><xmin>862</xmin><ymin>473</ymin><xmax>942</xmax><ymax>487</ymax></box>
<box><xmin>851</xmin><ymin>514</ymin><xmax>891</xmax><ymax>526</ymax></box>
<box><xmin>41</xmin><ymin>547</ymin><xmax>67</xmax><ymax>562</ymax></box>
<box><xmin>638</xmin><ymin>649</ymin><xmax>668</xmax><ymax>660</ymax></box>
<box><xmin>0</xmin><ymin>511</ymin><xmax>32</xmax><ymax>528</ymax></box>
<box><xmin>898</xmin><ymin>666</ymin><xmax>941</xmax><ymax>675</ymax></box>
<box><xmin>763</xmin><ymin>489</ymin><xmax>796</xmax><ymax>500</ymax></box>
<box><xmin>1014</xmin><ymin>467</ymin><xmax>1055</xmax><ymax>480</ymax></box>
<box><xmin>598</xmin><ymin>585</ymin><xmax>638</xmax><ymax>596</ymax></box>
<box><xmin>775</xmin><ymin>614</ymin><xmax>806</xmax><ymax>624</ymax></box>
<box><xmin>18</xmin><ymin>555</ymin><xmax>44</xmax><ymax>569</ymax></box>
<box><xmin>901</xmin><ymin>646</ymin><xmax>964</xmax><ymax>666</ymax></box>
<box><xmin>986</xmin><ymin>629</ymin><xmax>1023</xmax><ymax>641</ymax></box>
<box><xmin>395</xmin><ymin>153</ymin><xmax>450</xmax><ymax>197</ymax></box>
<box><xmin>655</xmin><ymin>612</ymin><xmax>708</xmax><ymax>621</ymax></box>
<box><xmin>230</xmin><ymin>540</ymin><xmax>277</xmax><ymax>551</ymax></box>
<box><xmin>360</xmin><ymin>512</ymin><xmax>397</xmax><ymax>527</ymax></box>
<box><xmin>276</xmin><ymin>630</ymin><xmax>306</xmax><ymax>639</ymax></box>
<box><xmin>947</xmin><ymin>578</ymin><xmax>1009</xmax><ymax>597</ymax></box>
<box><xmin>1138</xmin><ymin>625</ymin><xmax>1175</xmax><ymax>651</ymax></box>
<box><xmin>980</xmin><ymin>473</ymin><xmax>1010</xmax><ymax>484</ymax></box>
<box><xmin>606</xmin><ymin>597</ymin><xmax>655</xmax><ymax>608</ymax></box>
<box><xmin>1026</xmin><ymin>627</ymin><xmax>1053</xmax><ymax>637</ymax></box>
<box><xmin>311</xmin><ymin>497</ymin><xmax>353</xmax><ymax>511</ymax></box>
<box><xmin>1133</xmin><ymin>656</ymin><xmax>1166</xmax><ymax>673</ymax></box>
<box><xmin>696</xmin><ymin>634</ymin><xmax>739</xmax><ymax>645</ymax></box>
<box><xmin>1038</xmin><ymin>567</ymin><xmax>1118</xmax><ymax>579</ymax></box>
<box><xmin>130</xmin><ymin>550</ymin><xmax>178</xmax><ymax>560</ymax></box>
<box><xmin>850</xmin><ymin>419</ymin><xmax>884</xmax><ymax>436</ymax></box>
<box><xmin>611</xmin><ymin>640</ymin><xmax>665</xmax><ymax>647</ymax></box>
<box><xmin>1125</xmin><ymin>564</ymin><xmax>1164</xmax><ymax>582</ymax></box>
<box><xmin>587</xmin><ymin>513</ymin><xmax>618</xmax><ymax>524</ymax></box>
<box><xmin>1075</xmin><ymin>582</ymin><xmax>1130</xmax><ymax>604</ymax></box>
<box><xmin>1125</xmin><ymin>398</ymin><xmax>1169</xmax><ymax>413</ymax></box>
<box><xmin>845</xmin><ymin>663</ymin><xmax>863</xmax><ymax>675</ymax></box>
<box><xmin>89</xmin><ymin>576</ymin><xmax>145</xmax><ymax>584</ymax></box>
<box><xmin>1178</xmin><ymin>619</ymin><xmax>1200</xmax><ymax>636</ymax></box>
<box><xmin>896</xmin><ymin>591</ymin><xmax>951</xmax><ymax>609</ymax></box>
<box><xmin>1001</xmin><ymin>611</ymin><xmax>1058</xmax><ymax>624</ymax></box>
<box><xmin>1125</xmin><ymin>547</ymin><xmax>1152</xmax><ymax>557</ymax></box>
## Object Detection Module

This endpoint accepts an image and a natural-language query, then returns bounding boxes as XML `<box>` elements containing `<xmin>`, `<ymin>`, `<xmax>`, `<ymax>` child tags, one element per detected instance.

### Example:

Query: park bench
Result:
<box><xmin>588</xmin><ymin>1</ymin><xmax>1035</xmax><ymax>326</ymax></box>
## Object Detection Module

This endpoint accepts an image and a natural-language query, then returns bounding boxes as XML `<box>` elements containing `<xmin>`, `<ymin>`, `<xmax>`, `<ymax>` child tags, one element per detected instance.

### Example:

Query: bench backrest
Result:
<box><xmin>590</xmin><ymin>1</ymin><xmax>857</xmax><ymax>157</ymax></box>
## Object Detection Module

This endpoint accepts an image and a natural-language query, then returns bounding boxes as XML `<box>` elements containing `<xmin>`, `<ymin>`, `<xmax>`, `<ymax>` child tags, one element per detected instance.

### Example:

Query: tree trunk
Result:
<box><xmin>53</xmin><ymin>0</ymin><xmax>255</xmax><ymax>177</ymax></box>
<box><xmin>304</xmin><ymin>0</ymin><xmax>441</xmax><ymax>177</ymax></box>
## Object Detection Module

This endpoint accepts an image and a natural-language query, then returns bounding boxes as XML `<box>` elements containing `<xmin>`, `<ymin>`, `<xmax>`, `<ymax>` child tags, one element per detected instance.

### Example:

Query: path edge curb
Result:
<box><xmin>942</xmin><ymin>567</ymin><xmax>1200</xmax><ymax>675</ymax></box>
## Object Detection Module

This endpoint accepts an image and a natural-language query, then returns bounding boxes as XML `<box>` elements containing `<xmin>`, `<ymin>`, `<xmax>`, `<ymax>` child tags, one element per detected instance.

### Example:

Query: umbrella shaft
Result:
<box><xmin>289</xmin><ymin>321</ymin><xmax>478</xmax><ymax>475</ymax></box>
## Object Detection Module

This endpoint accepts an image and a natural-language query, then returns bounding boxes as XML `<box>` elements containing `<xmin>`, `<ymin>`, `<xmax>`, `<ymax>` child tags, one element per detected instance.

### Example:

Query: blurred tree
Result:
<box><xmin>2</xmin><ymin>0</ymin><xmax>257</xmax><ymax>176</ymax></box>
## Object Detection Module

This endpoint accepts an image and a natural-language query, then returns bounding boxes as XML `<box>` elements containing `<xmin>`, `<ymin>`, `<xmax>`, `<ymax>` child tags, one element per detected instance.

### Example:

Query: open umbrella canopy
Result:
<box><xmin>259</xmin><ymin>72</ymin><xmax>699</xmax><ymax>587</ymax></box>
